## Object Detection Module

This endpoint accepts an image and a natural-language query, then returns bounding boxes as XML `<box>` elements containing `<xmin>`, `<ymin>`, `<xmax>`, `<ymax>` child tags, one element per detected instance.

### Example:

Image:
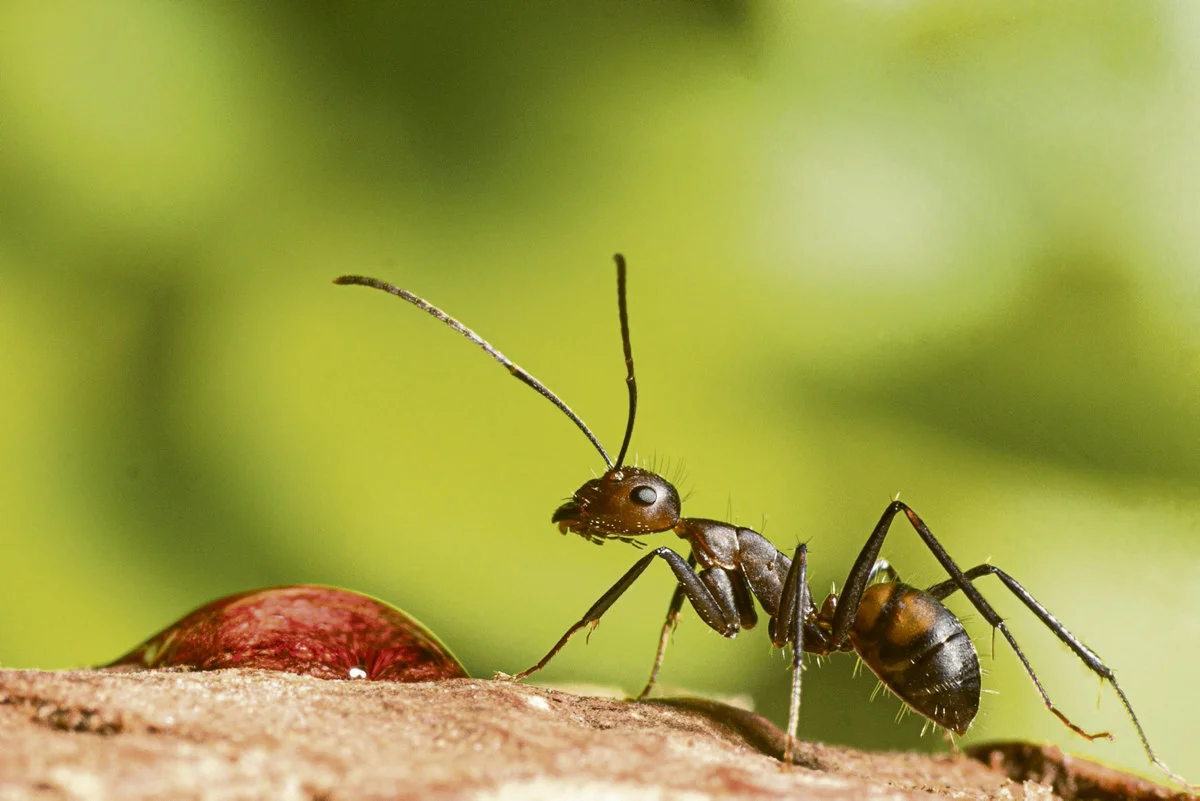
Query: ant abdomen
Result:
<box><xmin>849</xmin><ymin>583</ymin><xmax>981</xmax><ymax>735</ymax></box>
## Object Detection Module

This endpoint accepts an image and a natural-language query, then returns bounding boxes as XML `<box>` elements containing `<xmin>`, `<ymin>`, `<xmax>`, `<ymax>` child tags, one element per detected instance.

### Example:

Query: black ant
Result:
<box><xmin>335</xmin><ymin>255</ymin><xmax>1191</xmax><ymax>789</ymax></box>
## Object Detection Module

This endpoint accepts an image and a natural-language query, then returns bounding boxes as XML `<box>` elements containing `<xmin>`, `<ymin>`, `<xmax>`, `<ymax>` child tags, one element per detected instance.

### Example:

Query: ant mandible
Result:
<box><xmin>335</xmin><ymin>255</ymin><xmax>1190</xmax><ymax>788</ymax></box>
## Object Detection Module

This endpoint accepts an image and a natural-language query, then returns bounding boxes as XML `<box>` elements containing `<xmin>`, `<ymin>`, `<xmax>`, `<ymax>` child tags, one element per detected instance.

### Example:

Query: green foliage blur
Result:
<box><xmin>2</xmin><ymin>1</ymin><xmax>1197</xmax><ymax>783</ymax></box>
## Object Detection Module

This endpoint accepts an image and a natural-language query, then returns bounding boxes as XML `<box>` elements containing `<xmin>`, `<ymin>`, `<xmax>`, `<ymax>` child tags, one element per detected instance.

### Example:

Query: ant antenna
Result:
<box><xmin>612</xmin><ymin>253</ymin><xmax>638</xmax><ymax>470</ymax></box>
<box><xmin>334</xmin><ymin>274</ymin><xmax>613</xmax><ymax>468</ymax></box>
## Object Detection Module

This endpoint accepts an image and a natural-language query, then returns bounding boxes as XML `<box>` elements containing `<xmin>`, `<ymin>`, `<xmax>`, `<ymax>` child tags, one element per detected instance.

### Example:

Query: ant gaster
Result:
<box><xmin>335</xmin><ymin>256</ymin><xmax>1191</xmax><ymax>789</ymax></box>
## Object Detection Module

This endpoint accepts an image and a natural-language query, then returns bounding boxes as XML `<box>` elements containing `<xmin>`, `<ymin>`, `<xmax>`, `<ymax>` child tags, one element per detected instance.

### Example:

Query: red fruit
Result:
<box><xmin>105</xmin><ymin>585</ymin><xmax>468</xmax><ymax>682</ymax></box>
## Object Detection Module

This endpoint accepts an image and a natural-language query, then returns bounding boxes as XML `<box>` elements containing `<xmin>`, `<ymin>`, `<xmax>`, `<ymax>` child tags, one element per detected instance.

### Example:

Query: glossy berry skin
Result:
<box><xmin>104</xmin><ymin>585</ymin><xmax>468</xmax><ymax>682</ymax></box>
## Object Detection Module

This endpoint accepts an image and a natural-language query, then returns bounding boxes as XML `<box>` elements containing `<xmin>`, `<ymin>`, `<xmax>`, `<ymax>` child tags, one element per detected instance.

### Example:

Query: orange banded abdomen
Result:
<box><xmin>850</xmin><ymin>583</ymin><xmax>981</xmax><ymax>735</ymax></box>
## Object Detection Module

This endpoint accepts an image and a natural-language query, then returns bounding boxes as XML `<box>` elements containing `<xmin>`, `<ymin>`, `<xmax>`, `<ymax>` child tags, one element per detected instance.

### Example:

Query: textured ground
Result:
<box><xmin>0</xmin><ymin>669</ymin><xmax>1190</xmax><ymax>800</ymax></box>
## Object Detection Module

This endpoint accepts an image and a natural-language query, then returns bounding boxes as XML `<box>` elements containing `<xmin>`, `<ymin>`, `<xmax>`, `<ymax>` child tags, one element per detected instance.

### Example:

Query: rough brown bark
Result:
<box><xmin>0</xmin><ymin>669</ymin><xmax>1188</xmax><ymax>800</ymax></box>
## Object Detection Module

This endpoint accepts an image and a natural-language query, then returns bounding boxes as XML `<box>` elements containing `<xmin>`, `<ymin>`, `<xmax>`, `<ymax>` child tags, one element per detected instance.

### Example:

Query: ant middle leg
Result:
<box><xmin>783</xmin><ymin>544</ymin><xmax>807</xmax><ymax>763</ymax></box>
<box><xmin>774</xmin><ymin>543</ymin><xmax>815</xmax><ymax>764</ymax></box>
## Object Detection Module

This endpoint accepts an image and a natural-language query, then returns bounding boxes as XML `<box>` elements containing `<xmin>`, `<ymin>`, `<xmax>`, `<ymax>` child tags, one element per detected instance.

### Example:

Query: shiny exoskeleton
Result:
<box><xmin>546</xmin><ymin>476</ymin><xmax>983</xmax><ymax>735</ymax></box>
<box><xmin>336</xmin><ymin>256</ymin><xmax>1191</xmax><ymax>789</ymax></box>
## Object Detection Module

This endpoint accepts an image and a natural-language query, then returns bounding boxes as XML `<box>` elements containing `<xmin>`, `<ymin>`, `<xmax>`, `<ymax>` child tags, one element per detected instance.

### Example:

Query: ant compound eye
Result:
<box><xmin>631</xmin><ymin>485</ymin><xmax>658</xmax><ymax>506</ymax></box>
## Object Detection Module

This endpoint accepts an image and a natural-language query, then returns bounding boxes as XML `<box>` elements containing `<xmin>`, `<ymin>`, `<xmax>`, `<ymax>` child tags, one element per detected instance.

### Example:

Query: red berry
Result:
<box><xmin>105</xmin><ymin>585</ymin><xmax>467</xmax><ymax>682</ymax></box>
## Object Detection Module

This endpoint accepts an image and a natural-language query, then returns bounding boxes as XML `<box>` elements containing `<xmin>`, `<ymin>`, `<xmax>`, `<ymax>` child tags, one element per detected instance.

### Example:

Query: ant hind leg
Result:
<box><xmin>927</xmin><ymin>563</ymin><xmax>1193</xmax><ymax>789</ymax></box>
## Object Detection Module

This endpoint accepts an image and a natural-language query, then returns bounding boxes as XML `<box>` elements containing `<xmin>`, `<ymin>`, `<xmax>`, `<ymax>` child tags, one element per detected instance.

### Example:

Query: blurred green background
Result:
<box><xmin>2</xmin><ymin>0</ymin><xmax>1197</xmax><ymax>783</ymax></box>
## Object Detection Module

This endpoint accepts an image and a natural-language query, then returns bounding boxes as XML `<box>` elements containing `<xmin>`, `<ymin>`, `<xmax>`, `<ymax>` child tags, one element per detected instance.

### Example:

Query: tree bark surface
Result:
<box><xmin>0</xmin><ymin>669</ymin><xmax>1186</xmax><ymax>800</ymax></box>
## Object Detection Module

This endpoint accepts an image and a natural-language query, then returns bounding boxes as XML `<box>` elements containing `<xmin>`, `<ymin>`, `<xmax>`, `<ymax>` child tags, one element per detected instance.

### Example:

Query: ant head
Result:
<box><xmin>553</xmin><ymin>467</ymin><xmax>681</xmax><ymax>545</ymax></box>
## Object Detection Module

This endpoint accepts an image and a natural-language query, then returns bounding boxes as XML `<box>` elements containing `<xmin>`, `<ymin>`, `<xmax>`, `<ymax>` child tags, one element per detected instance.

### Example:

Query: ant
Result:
<box><xmin>336</xmin><ymin>255</ymin><xmax>1191</xmax><ymax>789</ymax></box>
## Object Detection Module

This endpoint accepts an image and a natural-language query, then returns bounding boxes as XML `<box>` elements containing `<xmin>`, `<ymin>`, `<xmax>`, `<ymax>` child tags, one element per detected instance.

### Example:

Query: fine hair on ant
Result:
<box><xmin>335</xmin><ymin>255</ymin><xmax>1191</xmax><ymax>788</ymax></box>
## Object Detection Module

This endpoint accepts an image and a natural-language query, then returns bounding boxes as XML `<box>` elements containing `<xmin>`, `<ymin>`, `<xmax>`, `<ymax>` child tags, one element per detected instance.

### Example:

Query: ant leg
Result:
<box><xmin>772</xmin><ymin>543</ymin><xmax>810</xmax><ymax>764</ymax></box>
<box><xmin>829</xmin><ymin>502</ymin><xmax>1110</xmax><ymax>741</ymax></box>
<box><xmin>635</xmin><ymin>553</ymin><xmax>758</xmax><ymax>700</ymax></box>
<box><xmin>502</xmin><ymin>546</ymin><xmax>737</xmax><ymax>682</ymax></box>
<box><xmin>636</xmin><ymin>569</ymin><xmax>689</xmax><ymax>700</ymax></box>
<box><xmin>829</xmin><ymin>501</ymin><xmax>980</xmax><ymax>646</ymax></box>
<box><xmin>928</xmin><ymin>564</ymin><xmax>1192</xmax><ymax>789</ymax></box>
<box><xmin>902</xmin><ymin>507</ymin><xmax>1112</xmax><ymax>743</ymax></box>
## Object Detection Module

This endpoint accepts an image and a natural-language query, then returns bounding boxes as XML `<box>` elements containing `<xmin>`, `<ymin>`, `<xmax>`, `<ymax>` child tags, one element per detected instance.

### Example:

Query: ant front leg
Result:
<box><xmin>638</xmin><ymin>553</ymin><xmax>760</xmax><ymax>700</ymax></box>
<box><xmin>501</xmin><ymin>546</ymin><xmax>740</xmax><ymax>683</ymax></box>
